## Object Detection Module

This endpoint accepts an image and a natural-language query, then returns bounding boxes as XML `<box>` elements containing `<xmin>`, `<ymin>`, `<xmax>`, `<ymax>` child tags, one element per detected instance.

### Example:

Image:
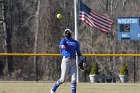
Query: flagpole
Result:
<box><xmin>74</xmin><ymin>0</ymin><xmax>79</xmax><ymax>82</ymax></box>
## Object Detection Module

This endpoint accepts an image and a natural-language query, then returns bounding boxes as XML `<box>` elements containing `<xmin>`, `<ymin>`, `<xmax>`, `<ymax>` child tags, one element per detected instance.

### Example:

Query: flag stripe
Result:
<box><xmin>92</xmin><ymin>11</ymin><xmax>113</xmax><ymax>24</ymax></box>
<box><xmin>79</xmin><ymin>12</ymin><xmax>109</xmax><ymax>32</ymax></box>
<box><xmin>79</xmin><ymin>1</ymin><xmax>113</xmax><ymax>33</ymax></box>
<box><xmin>90</xmin><ymin>13</ymin><xmax>111</xmax><ymax>29</ymax></box>
<box><xmin>79</xmin><ymin>12</ymin><xmax>94</xmax><ymax>27</ymax></box>
<box><xmin>90</xmin><ymin>12</ymin><xmax>112</xmax><ymax>27</ymax></box>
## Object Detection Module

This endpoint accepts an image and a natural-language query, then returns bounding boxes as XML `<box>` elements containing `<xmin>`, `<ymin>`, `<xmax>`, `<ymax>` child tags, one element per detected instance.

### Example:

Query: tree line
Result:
<box><xmin>0</xmin><ymin>0</ymin><xmax>140</xmax><ymax>82</ymax></box>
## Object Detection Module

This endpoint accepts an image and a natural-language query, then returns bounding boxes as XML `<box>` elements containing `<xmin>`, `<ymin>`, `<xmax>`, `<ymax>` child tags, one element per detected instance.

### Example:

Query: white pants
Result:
<box><xmin>59</xmin><ymin>57</ymin><xmax>77</xmax><ymax>83</ymax></box>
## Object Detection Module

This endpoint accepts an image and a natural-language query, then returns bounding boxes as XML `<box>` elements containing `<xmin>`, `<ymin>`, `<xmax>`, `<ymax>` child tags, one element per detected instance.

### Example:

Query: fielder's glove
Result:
<box><xmin>79</xmin><ymin>61</ymin><xmax>84</xmax><ymax>71</ymax></box>
<box><xmin>79</xmin><ymin>56</ymin><xmax>86</xmax><ymax>71</ymax></box>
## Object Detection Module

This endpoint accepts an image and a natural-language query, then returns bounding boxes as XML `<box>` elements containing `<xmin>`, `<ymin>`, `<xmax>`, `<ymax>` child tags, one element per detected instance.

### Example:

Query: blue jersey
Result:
<box><xmin>59</xmin><ymin>38</ymin><xmax>82</xmax><ymax>58</ymax></box>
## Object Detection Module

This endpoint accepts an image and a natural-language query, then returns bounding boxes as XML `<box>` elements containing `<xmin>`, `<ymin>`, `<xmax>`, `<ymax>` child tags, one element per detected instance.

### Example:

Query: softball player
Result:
<box><xmin>50</xmin><ymin>29</ymin><xmax>85</xmax><ymax>93</ymax></box>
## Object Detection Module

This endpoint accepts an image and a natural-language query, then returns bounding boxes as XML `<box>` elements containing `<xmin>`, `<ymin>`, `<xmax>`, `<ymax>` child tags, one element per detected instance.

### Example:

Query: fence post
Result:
<box><xmin>36</xmin><ymin>56</ymin><xmax>38</xmax><ymax>82</ymax></box>
<box><xmin>84</xmin><ymin>56</ymin><xmax>87</xmax><ymax>82</ymax></box>
<box><xmin>134</xmin><ymin>56</ymin><xmax>136</xmax><ymax>83</ymax></box>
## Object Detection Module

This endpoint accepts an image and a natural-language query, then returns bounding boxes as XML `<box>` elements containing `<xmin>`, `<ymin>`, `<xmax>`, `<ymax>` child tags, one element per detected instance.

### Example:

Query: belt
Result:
<box><xmin>64</xmin><ymin>56</ymin><xmax>76</xmax><ymax>59</ymax></box>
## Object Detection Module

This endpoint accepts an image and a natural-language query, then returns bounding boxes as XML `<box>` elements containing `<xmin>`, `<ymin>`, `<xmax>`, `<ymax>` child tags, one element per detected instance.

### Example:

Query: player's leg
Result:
<box><xmin>51</xmin><ymin>57</ymin><xmax>70</xmax><ymax>92</ymax></box>
<box><xmin>70</xmin><ymin>59</ymin><xmax>77</xmax><ymax>93</ymax></box>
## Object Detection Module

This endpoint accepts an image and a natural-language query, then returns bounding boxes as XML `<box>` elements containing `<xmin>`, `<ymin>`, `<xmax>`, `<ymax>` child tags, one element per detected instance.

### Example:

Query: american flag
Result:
<box><xmin>79</xmin><ymin>1</ymin><xmax>113</xmax><ymax>33</ymax></box>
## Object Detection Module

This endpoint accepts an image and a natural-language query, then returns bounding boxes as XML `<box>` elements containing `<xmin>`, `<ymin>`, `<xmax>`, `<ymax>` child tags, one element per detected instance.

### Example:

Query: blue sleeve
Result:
<box><xmin>76</xmin><ymin>41</ymin><xmax>82</xmax><ymax>56</ymax></box>
<box><xmin>59</xmin><ymin>38</ymin><xmax>65</xmax><ymax>49</ymax></box>
<box><xmin>76</xmin><ymin>41</ymin><xmax>84</xmax><ymax>61</ymax></box>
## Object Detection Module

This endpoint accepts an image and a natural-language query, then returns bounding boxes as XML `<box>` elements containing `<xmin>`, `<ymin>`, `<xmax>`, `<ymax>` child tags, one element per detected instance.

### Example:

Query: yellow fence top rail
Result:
<box><xmin>0</xmin><ymin>53</ymin><xmax>140</xmax><ymax>56</ymax></box>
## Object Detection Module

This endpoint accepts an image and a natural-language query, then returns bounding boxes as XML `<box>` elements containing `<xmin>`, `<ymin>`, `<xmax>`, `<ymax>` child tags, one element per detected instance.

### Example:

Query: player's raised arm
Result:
<box><xmin>59</xmin><ymin>39</ymin><xmax>66</xmax><ymax>49</ymax></box>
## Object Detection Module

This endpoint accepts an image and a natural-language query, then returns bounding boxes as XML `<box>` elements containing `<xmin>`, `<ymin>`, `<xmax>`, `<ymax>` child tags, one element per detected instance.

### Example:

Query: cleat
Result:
<box><xmin>50</xmin><ymin>89</ymin><xmax>55</xmax><ymax>93</ymax></box>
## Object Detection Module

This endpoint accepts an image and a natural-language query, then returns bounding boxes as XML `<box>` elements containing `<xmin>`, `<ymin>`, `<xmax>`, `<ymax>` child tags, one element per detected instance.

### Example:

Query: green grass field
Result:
<box><xmin>0</xmin><ymin>82</ymin><xmax>140</xmax><ymax>93</ymax></box>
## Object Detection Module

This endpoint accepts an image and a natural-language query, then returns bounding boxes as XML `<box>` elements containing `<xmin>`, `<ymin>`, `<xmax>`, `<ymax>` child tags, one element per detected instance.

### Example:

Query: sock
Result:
<box><xmin>71</xmin><ymin>82</ymin><xmax>76</xmax><ymax>93</ymax></box>
<box><xmin>52</xmin><ymin>80</ymin><xmax>62</xmax><ymax>92</ymax></box>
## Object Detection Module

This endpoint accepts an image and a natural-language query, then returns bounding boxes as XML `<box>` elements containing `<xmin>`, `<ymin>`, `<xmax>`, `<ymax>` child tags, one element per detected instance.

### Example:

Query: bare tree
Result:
<box><xmin>1</xmin><ymin>0</ymin><xmax>140</xmax><ymax>81</ymax></box>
